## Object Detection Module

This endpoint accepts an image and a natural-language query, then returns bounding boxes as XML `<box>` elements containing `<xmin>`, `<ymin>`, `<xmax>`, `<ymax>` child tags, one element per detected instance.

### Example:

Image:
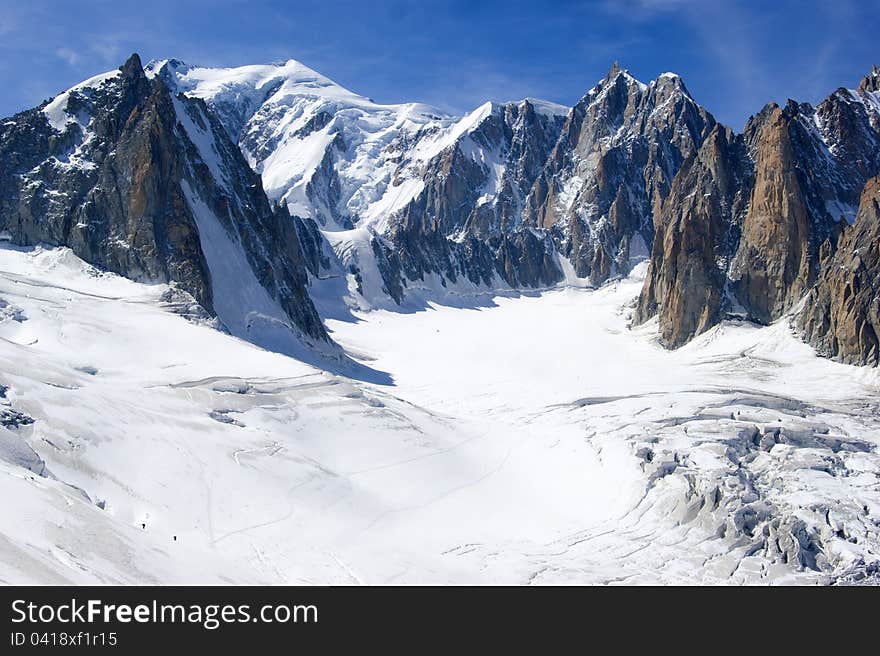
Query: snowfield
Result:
<box><xmin>1</xmin><ymin>246</ymin><xmax>878</xmax><ymax>584</ymax></box>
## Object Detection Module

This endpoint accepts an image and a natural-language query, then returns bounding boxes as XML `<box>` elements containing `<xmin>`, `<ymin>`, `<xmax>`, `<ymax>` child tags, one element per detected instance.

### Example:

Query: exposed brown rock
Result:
<box><xmin>797</xmin><ymin>176</ymin><xmax>880</xmax><ymax>366</ymax></box>
<box><xmin>635</xmin><ymin>125</ymin><xmax>748</xmax><ymax>346</ymax></box>
<box><xmin>730</xmin><ymin>105</ymin><xmax>815</xmax><ymax>324</ymax></box>
<box><xmin>636</xmin><ymin>66</ymin><xmax>880</xmax><ymax>352</ymax></box>
<box><xmin>522</xmin><ymin>65</ymin><xmax>716</xmax><ymax>284</ymax></box>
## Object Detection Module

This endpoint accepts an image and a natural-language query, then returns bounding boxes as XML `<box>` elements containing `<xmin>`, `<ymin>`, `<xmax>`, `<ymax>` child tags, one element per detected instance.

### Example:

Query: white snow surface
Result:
<box><xmin>149</xmin><ymin>59</ymin><xmax>569</xmax><ymax>236</ymax></box>
<box><xmin>41</xmin><ymin>70</ymin><xmax>121</xmax><ymax>133</ymax></box>
<box><xmin>37</xmin><ymin>70</ymin><xmax>122</xmax><ymax>173</ymax></box>
<box><xmin>148</xmin><ymin>58</ymin><xmax>456</xmax><ymax>230</ymax></box>
<box><xmin>2</xmin><ymin>246</ymin><xmax>879</xmax><ymax>584</ymax></box>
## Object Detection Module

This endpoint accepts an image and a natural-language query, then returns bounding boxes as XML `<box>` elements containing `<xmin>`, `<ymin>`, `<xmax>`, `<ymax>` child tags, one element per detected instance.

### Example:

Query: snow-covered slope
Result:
<box><xmin>151</xmin><ymin>59</ymin><xmax>571</xmax><ymax>234</ymax></box>
<box><xmin>148</xmin><ymin>58</ymin><xmax>455</xmax><ymax>231</ymax></box>
<box><xmin>2</xmin><ymin>245</ymin><xmax>878</xmax><ymax>584</ymax></box>
<box><xmin>150</xmin><ymin>59</ymin><xmax>574</xmax><ymax>309</ymax></box>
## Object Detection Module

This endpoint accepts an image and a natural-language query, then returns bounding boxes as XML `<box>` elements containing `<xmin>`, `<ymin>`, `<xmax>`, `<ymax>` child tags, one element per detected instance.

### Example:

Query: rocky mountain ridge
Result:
<box><xmin>153</xmin><ymin>59</ymin><xmax>723</xmax><ymax>307</ymax></box>
<box><xmin>0</xmin><ymin>54</ymin><xmax>329</xmax><ymax>355</ymax></box>
<box><xmin>3</xmin><ymin>55</ymin><xmax>880</xmax><ymax>366</ymax></box>
<box><xmin>797</xmin><ymin>174</ymin><xmax>880</xmax><ymax>365</ymax></box>
<box><xmin>635</xmin><ymin>66</ymin><xmax>880</xmax><ymax>356</ymax></box>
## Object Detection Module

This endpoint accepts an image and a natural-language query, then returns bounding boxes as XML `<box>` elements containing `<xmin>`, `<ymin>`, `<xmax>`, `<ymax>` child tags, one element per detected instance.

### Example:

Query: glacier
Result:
<box><xmin>1</xmin><ymin>246</ymin><xmax>877</xmax><ymax>584</ymax></box>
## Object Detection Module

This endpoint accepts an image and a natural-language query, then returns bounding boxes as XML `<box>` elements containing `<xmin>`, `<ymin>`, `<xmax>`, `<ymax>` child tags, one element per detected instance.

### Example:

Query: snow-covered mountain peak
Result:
<box><xmin>150</xmin><ymin>57</ymin><xmax>459</xmax><ymax>229</ymax></box>
<box><xmin>589</xmin><ymin>62</ymin><xmax>648</xmax><ymax>97</ymax></box>
<box><xmin>39</xmin><ymin>53</ymin><xmax>148</xmax><ymax>135</ymax></box>
<box><xmin>573</xmin><ymin>63</ymin><xmax>654</xmax><ymax>129</ymax></box>
<box><xmin>150</xmin><ymin>57</ymin><xmax>367</xmax><ymax>108</ymax></box>
<box><xmin>582</xmin><ymin>65</ymin><xmax>698</xmax><ymax>113</ymax></box>
<box><xmin>413</xmin><ymin>98</ymin><xmax>568</xmax><ymax>160</ymax></box>
<box><xmin>520</xmin><ymin>97</ymin><xmax>570</xmax><ymax>118</ymax></box>
<box><xmin>651</xmin><ymin>70</ymin><xmax>692</xmax><ymax>97</ymax></box>
<box><xmin>407</xmin><ymin>101</ymin><xmax>498</xmax><ymax>162</ymax></box>
<box><xmin>149</xmin><ymin>57</ymin><xmax>450</xmax><ymax>140</ymax></box>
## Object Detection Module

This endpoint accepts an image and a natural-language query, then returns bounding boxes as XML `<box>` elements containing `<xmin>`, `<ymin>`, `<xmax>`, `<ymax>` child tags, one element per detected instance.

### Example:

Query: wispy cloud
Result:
<box><xmin>55</xmin><ymin>47</ymin><xmax>82</xmax><ymax>66</ymax></box>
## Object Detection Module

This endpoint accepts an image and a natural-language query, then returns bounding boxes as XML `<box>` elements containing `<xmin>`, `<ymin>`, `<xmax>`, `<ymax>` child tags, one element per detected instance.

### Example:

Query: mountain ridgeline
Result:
<box><xmin>2</xmin><ymin>54</ymin><xmax>880</xmax><ymax>366</ymax></box>
<box><xmin>0</xmin><ymin>54</ymin><xmax>328</xmax><ymax>353</ymax></box>
<box><xmin>635</xmin><ymin>66</ymin><xmax>880</xmax><ymax>362</ymax></box>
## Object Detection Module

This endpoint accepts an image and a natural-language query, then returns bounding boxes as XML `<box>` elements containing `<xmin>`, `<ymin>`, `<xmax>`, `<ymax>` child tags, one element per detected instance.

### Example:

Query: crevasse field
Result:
<box><xmin>1</xmin><ymin>245</ymin><xmax>878</xmax><ymax>584</ymax></box>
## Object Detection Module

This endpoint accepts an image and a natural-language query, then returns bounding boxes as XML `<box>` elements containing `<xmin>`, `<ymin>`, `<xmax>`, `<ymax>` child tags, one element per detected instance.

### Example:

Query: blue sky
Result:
<box><xmin>0</xmin><ymin>0</ymin><xmax>877</xmax><ymax>128</ymax></box>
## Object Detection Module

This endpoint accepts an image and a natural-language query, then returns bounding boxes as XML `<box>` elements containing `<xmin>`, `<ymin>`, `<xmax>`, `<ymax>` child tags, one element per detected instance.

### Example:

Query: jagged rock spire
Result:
<box><xmin>120</xmin><ymin>52</ymin><xmax>144</xmax><ymax>80</ymax></box>
<box><xmin>860</xmin><ymin>64</ymin><xmax>880</xmax><ymax>93</ymax></box>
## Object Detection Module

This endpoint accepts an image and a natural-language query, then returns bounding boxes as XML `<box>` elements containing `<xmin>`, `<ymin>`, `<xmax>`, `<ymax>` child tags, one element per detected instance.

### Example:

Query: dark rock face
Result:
<box><xmin>464</xmin><ymin>101</ymin><xmax>568</xmax><ymax>237</ymax></box>
<box><xmin>397</xmin><ymin>140</ymin><xmax>489</xmax><ymax>236</ymax></box>
<box><xmin>858</xmin><ymin>65</ymin><xmax>880</xmax><ymax>131</ymax></box>
<box><xmin>0</xmin><ymin>55</ymin><xmax>205</xmax><ymax>299</ymax></box>
<box><xmin>375</xmin><ymin>221</ymin><xmax>562</xmax><ymax>302</ymax></box>
<box><xmin>730</xmin><ymin>93</ymin><xmax>880</xmax><ymax>324</ymax></box>
<box><xmin>635</xmin><ymin>67</ymin><xmax>880</xmax><ymax>353</ymax></box>
<box><xmin>797</xmin><ymin>175</ymin><xmax>880</xmax><ymax>366</ymax></box>
<box><xmin>376</xmin><ymin>66</ymin><xmax>719</xmax><ymax>299</ymax></box>
<box><xmin>292</xmin><ymin>213</ymin><xmax>332</xmax><ymax>278</ymax></box>
<box><xmin>396</xmin><ymin>100</ymin><xmax>566</xmax><ymax>240</ymax></box>
<box><xmin>382</xmin><ymin>100</ymin><xmax>567</xmax><ymax>293</ymax></box>
<box><xmin>0</xmin><ymin>54</ymin><xmax>327</xmax><ymax>345</ymax></box>
<box><xmin>522</xmin><ymin>65</ymin><xmax>716</xmax><ymax>284</ymax></box>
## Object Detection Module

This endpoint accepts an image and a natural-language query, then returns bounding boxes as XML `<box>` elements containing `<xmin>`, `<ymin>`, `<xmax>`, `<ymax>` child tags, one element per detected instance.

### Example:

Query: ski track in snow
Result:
<box><xmin>0</xmin><ymin>246</ymin><xmax>879</xmax><ymax>584</ymax></box>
